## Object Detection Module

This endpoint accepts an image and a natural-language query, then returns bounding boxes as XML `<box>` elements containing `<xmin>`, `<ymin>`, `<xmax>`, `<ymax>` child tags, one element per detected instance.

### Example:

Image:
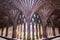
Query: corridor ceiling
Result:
<box><xmin>46</xmin><ymin>0</ymin><xmax>60</xmax><ymax>9</ymax></box>
<box><xmin>0</xmin><ymin>0</ymin><xmax>60</xmax><ymax>27</ymax></box>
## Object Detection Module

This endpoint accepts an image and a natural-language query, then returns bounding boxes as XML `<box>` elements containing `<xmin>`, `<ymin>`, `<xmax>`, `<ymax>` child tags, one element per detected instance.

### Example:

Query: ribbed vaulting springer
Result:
<box><xmin>11</xmin><ymin>0</ymin><xmax>54</xmax><ymax>26</ymax></box>
<box><xmin>0</xmin><ymin>0</ymin><xmax>58</xmax><ymax>40</ymax></box>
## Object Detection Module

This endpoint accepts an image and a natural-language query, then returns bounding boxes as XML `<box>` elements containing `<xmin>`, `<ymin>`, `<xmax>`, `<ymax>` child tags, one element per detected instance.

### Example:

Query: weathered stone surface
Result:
<box><xmin>46</xmin><ymin>0</ymin><xmax>60</xmax><ymax>9</ymax></box>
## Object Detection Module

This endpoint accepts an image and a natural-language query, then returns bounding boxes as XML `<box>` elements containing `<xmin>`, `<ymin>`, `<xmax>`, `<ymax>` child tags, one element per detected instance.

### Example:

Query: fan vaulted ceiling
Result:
<box><xmin>0</xmin><ymin>0</ymin><xmax>60</xmax><ymax>27</ymax></box>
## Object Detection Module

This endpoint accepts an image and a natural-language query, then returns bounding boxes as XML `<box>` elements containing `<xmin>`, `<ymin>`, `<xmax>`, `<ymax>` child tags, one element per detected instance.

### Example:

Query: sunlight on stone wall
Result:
<box><xmin>55</xmin><ymin>27</ymin><xmax>59</xmax><ymax>36</ymax></box>
<box><xmin>15</xmin><ymin>23</ymin><xmax>43</xmax><ymax>40</ymax></box>
<box><xmin>25</xmin><ymin>23</ymin><xmax>28</xmax><ymax>40</ymax></box>
<box><xmin>50</xmin><ymin>27</ymin><xmax>54</xmax><ymax>37</ymax></box>
<box><xmin>16</xmin><ymin>24</ymin><xmax>21</xmax><ymax>39</ymax></box>
<box><xmin>30</xmin><ymin>22</ymin><xmax>32</xmax><ymax>40</ymax></box>
<box><xmin>22</xmin><ymin>24</ymin><xmax>24</xmax><ymax>40</ymax></box>
<box><xmin>34</xmin><ymin>23</ymin><xmax>36</xmax><ymax>40</ymax></box>
<box><xmin>0</xmin><ymin>24</ymin><xmax>60</xmax><ymax>40</ymax></box>
<box><xmin>0</xmin><ymin>29</ymin><xmax>2</xmax><ymax>36</ymax></box>
<box><xmin>7</xmin><ymin>26</ymin><xmax>13</xmax><ymax>38</ymax></box>
<box><xmin>3</xmin><ymin>27</ymin><xmax>6</xmax><ymax>37</ymax></box>
<box><xmin>13</xmin><ymin>24</ymin><xmax>60</xmax><ymax>40</ymax></box>
<box><xmin>37</xmin><ymin>24</ymin><xmax>40</xmax><ymax>39</ymax></box>
<box><xmin>40</xmin><ymin>25</ymin><xmax>43</xmax><ymax>38</ymax></box>
<box><xmin>46</xmin><ymin>27</ymin><xmax>54</xmax><ymax>38</ymax></box>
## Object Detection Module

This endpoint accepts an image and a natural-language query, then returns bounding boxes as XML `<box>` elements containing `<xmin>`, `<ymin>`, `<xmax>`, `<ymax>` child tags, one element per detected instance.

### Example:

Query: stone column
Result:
<box><xmin>36</xmin><ymin>23</ymin><xmax>38</xmax><ymax>39</ymax></box>
<box><xmin>24</xmin><ymin>11</ymin><xmax>31</xmax><ymax>40</ymax></box>
<box><xmin>52</xmin><ymin>27</ymin><xmax>55</xmax><ymax>36</ymax></box>
<box><xmin>12</xmin><ymin>20</ymin><xmax>17</xmax><ymax>40</ymax></box>
<box><xmin>5</xmin><ymin>26</ymin><xmax>8</xmax><ymax>36</ymax></box>
<box><xmin>39</xmin><ymin>24</ymin><xmax>42</xmax><ymax>38</ymax></box>
<box><xmin>12</xmin><ymin>16</ymin><xmax>19</xmax><ymax>40</ymax></box>
<box><xmin>24</xmin><ymin>23</ymin><xmax>26</xmax><ymax>40</ymax></box>
<box><xmin>42</xmin><ymin>26</ymin><xmax>47</xmax><ymax>38</ymax></box>
<box><xmin>9</xmin><ymin>9</ymin><xmax>20</xmax><ymax>40</ymax></box>
<box><xmin>58</xmin><ymin>28</ymin><xmax>60</xmax><ymax>34</ymax></box>
<box><xmin>1</xmin><ymin>25</ymin><xmax>4</xmax><ymax>36</ymax></box>
<box><xmin>42</xmin><ymin>21</ymin><xmax>47</xmax><ymax>40</ymax></box>
<box><xmin>32</xmin><ymin>23</ymin><xmax>34</xmax><ymax>40</ymax></box>
<box><xmin>27</xmin><ymin>23</ymin><xmax>30</xmax><ymax>40</ymax></box>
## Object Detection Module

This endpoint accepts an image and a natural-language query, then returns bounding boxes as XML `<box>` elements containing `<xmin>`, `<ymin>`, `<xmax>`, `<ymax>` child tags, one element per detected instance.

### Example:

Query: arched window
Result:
<box><xmin>17</xmin><ymin>13</ymin><xmax>26</xmax><ymax>40</ymax></box>
<box><xmin>30</xmin><ymin>13</ymin><xmax>42</xmax><ymax>40</ymax></box>
<box><xmin>16</xmin><ymin>12</ymin><xmax>43</xmax><ymax>40</ymax></box>
<box><xmin>47</xmin><ymin>17</ymin><xmax>54</xmax><ymax>38</ymax></box>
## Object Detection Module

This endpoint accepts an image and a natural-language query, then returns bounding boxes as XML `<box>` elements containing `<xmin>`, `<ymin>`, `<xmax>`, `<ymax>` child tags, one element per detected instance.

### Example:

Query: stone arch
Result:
<box><xmin>16</xmin><ymin>12</ymin><xmax>44</xmax><ymax>40</ymax></box>
<box><xmin>46</xmin><ymin>9</ymin><xmax>60</xmax><ymax>38</ymax></box>
<box><xmin>30</xmin><ymin>12</ymin><xmax>43</xmax><ymax>39</ymax></box>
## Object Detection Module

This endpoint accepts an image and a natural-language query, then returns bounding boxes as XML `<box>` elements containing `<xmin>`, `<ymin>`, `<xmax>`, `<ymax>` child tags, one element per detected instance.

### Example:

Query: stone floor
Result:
<box><xmin>0</xmin><ymin>37</ymin><xmax>60</xmax><ymax>40</ymax></box>
<box><xmin>52</xmin><ymin>37</ymin><xmax>60</xmax><ymax>40</ymax></box>
<box><xmin>0</xmin><ymin>37</ymin><xmax>6</xmax><ymax>40</ymax></box>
